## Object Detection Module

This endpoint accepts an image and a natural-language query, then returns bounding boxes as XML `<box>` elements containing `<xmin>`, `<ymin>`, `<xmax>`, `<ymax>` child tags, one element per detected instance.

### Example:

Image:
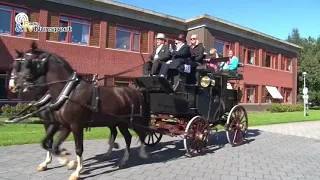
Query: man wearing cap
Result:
<box><xmin>143</xmin><ymin>33</ymin><xmax>171</xmax><ymax>76</ymax></box>
<box><xmin>159</xmin><ymin>34</ymin><xmax>190</xmax><ymax>77</ymax></box>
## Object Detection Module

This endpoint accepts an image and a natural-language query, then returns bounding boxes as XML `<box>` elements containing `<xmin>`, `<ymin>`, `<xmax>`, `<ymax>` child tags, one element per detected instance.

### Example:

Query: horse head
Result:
<box><xmin>9</xmin><ymin>41</ymin><xmax>74</xmax><ymax>93</ymax></box>
<box><xmin>9</xmin><ymin>41</ymin><xmax>49</xmax><ymax>93</ymax></box>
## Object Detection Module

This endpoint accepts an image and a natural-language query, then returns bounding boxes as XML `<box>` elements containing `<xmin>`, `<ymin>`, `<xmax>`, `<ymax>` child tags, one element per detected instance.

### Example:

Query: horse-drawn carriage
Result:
<box><xmin>137</xmin><ymin>56</ymin><xmax>248</xmax><ymax>156</ymax></box>
<box><xmin>7</xmin><ymin>42</ymin><xmax>248</xmax><ymax>180</ymax></box>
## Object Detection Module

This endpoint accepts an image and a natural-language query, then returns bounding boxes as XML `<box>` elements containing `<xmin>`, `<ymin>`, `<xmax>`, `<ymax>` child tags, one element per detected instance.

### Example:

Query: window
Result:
<box><xmin>78</xmin><ymin>73</ymin><xmax>94</xmax><ymax>81</ymax></box>
<box><xmin>11</xmin><ymin>91</ymin><xmax>21</xmax><ymax>99</ymax></box>
<box><xmin>283</xmin><ymin>88</ymin><xmax>292</xmax><ymax>104</ymax></box>
<box><xmin>116</xmin><ymin>26</ymin><xmax>140</xmax><ymax>52</ymax></box>
<box><xmin>58</xmin><ymin>16</ymin><xmax>90</xmax><ymax>45</ymax></box>
<box><xmin>263</xmin><ymin>52</ymin><xmax>276</xmax><ymax>68</ymax></box>
<box><xmin>280</xmin><ymin>56</ymin><xmax>285</xmax><ymax>70</ymax></box>
<box><xmin>243</xmin><ymin>47</ymin><xmax>255</xmax><ymax>65</ymax></box>
<box><xmin>214</xmin><ymin>39</ymin><xmax>230</xmax><ymax>57</ymax></box>
<box><xmin>0</xmin><ymin>71</ymin><xmax>8</xmax><ymax>100</ymax></box>
<box><xmin>286</xmin><ymin>59</ymin><xmax>291</xmax><ymax>72</ymax></box>
<box><xmin>113</xmin><ymin>77</ymin><xmax>136</xmax><ymax>89</ymax></box>
<box><xmin>245</xmin><ymin>85</ymin><xmax>258</xmax><ymax>103</ymax></box>
<box><xmin>0</xmin><ymin>4</ymin><xmax>26</xmax><ymax>36</ymax></box>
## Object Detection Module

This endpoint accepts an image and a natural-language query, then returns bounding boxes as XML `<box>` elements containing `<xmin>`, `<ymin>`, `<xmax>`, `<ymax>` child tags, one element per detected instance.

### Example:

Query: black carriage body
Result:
<box><xmin>133</xmin><ymin>76</ymin><xmax>198</xmax><ymax>118</ymax></box>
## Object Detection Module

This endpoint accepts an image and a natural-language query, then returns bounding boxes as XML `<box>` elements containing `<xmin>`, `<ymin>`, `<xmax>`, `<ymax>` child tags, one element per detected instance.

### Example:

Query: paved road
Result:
<box><xmin>0</xmin><ymin>122</ymin><xmax>320</xmax><ymax>180</ymax></box>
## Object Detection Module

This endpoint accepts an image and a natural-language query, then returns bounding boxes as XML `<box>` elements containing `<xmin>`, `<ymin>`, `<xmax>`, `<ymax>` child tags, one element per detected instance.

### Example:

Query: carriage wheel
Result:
<box><xmin>144</xmin><ymin>130</ymin><xmax>163</xmax><ymax>147</ymax></box>
<box><xmin>226</xmin><ymin>105</ymin><xmax>248</xmax><ymax>146</ymax></box>
<box><xmin>184</xmin><ymin>116</ymin><xmax>210</xmax><ymax>157</ymax></box>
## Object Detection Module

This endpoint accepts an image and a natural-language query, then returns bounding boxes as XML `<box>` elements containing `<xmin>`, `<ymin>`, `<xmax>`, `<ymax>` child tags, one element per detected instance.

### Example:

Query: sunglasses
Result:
<box><xmin>190</xmin><ymin>38</ymin><xmax>196</xmax><ymax>40</ymax></box>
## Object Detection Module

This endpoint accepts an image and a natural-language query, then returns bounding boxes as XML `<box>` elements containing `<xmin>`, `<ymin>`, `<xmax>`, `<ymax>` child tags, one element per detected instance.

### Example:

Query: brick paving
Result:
<box><xmin>0</xmin><ymin>122</ymin><xmax>320</xmax><ymax>180</ymax></box>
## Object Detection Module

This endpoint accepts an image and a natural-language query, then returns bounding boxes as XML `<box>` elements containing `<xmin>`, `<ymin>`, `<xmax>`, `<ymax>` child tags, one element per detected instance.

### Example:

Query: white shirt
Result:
<box><xmin>176</xmin><ymin>43</ymin><xmax>184</xmax><ymax>51</ymax></box>
<box><xmin>154</xmin><ymin>44</ymin><xmax>163</xmax><ymax>59</ymax></box>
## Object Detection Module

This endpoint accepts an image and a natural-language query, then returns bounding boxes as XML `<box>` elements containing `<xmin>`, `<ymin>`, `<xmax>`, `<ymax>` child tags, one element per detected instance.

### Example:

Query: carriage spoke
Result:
<box><xmin>226</xmin><ymin>105</ymin><xmax>248</xmax><ymax>146</ymax></box>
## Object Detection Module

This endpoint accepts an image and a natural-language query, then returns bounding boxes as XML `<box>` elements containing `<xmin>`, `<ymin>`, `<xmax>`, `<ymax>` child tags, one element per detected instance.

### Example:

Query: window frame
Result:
<box><xmin>115</xmin><ymin>24</ymin><xmax>141</xmax><ymax>52</ymax></box>
<box><xmin>0</xmin><ymin>3</ymin><xmax>27</xmax><ymax>37</ymax></box>
<box><xmin>284</xmin><ymin>56</ymin><xmax>292</xmax><ymax>72</ymax></box>
<box><xmin>244</xmin><ymin>84</ymin><xmax>258</xmax><ymax>104</ymax></box>
<box><xmin>106</xmin><ymin>76</ymin><xmax>136</xmax><ymax>89</ymax></box>
<box><xmin>0</xmin><ymin>71</ymin><xmax>9</xmax><ymax>100</ymax></box>
<box><xmin>214</xmin><ymin>37</ymin><xmax>231</xmax><ymax>57</ymax></box>
<box><xmin>283</xmin><ymin>88</ymin><xmax>292</xmax><ymax>104</ymax></box>
<box><xmin>243</xmin><ymin>46</ymin><xmax>256</xmax><ymax>66</ymax></box>
<box><xmin>58</xmin><ymin>14</ymin><xmax>91</xmax><ymax>46</ymax></box>
<box><xmin>264</xmin><ymin>51</ymin><xmax>277</xmax><ymax>69</ymax></box>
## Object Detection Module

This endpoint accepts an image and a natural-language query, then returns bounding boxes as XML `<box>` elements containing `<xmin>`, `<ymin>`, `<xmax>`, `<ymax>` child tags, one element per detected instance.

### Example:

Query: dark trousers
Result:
<box><xmin>159</xmin><ymin>63</ymin><xmax>170</xmax><ymax>76</ymax></box>
<box><xmin>143</xmin><ymin>61</ymin><xmax>163</xmax><ymax>76</ymax></box>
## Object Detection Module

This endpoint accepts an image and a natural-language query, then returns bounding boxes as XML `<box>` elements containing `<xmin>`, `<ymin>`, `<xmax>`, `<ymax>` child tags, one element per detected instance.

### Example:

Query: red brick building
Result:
<box><xmin>0</xmin><ymin>0</ymin><xmax>302</xmax><ymax>110</ymax></box>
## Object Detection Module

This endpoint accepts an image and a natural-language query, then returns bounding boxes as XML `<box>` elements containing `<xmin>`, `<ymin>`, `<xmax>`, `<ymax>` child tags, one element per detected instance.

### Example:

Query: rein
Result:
<box><xmin>29</xmin><ymin>61</ymin><xmax>148</xmax><ymax>88</ymax></box>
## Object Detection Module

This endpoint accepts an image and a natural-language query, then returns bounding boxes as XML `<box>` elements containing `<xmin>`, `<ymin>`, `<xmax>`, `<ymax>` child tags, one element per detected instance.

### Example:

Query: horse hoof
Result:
<box><xmin>114</xmin><ymin>142</ymin><xmax>119</xmax><ymax>149</ymax></box>
<box><xmin>139</xmin><ymin>153</ymin><xmax>148</xmax><ymax>159</ymax></box>
<box><xmin>61</xmin><ymin>149</ymin><xmax>71</xmax><ymax>156</ymax></box>
<box><xmin>68</xmin><ymin>176</ymin><xmax>79</xmax><ymax>180</ymax></box>
<box><xmin>37</xmin><ymin>166</ymin><xmax>47</xmax><ymax>172</ymax></box>
<box><xmin>67</xmin><ymin>160</ymin><xmax>77</xmax><ymax>170</ymax></box>
<box><xmin>59</xmin><ymin>157</ymin><xmax>69</xmax><ymax>166</ymax></box>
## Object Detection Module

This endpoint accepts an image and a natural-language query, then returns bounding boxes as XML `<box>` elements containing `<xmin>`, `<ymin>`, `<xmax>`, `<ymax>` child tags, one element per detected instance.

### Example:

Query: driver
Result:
<box><xmin>159</xmin><ymin>34</ymin><xmax>190</xmax><ymax>77</ymax></box>
<box><xmin>143</xmin><ymin>33</ymin><xmax>170</xmax><ymax>76</ymax></box>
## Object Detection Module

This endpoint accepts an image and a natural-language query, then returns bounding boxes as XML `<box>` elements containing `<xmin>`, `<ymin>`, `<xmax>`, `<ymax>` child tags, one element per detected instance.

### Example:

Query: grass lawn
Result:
<box><xmin>0</xmin><ymin>110</ymin><xmax>320</xmax><ymax>146</ymax></box>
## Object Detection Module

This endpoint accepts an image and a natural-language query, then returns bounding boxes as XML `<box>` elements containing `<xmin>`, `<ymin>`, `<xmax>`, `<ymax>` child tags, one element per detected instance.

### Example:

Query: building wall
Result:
<box><xmin>186</xmin><ymin>27</ymin><xmax>297</xmax><ymax>105</ymax></box>
<box><xmin>0</xmin><ymin>0</ymin><xmax>298</xmax><ymax>106</ymax></box>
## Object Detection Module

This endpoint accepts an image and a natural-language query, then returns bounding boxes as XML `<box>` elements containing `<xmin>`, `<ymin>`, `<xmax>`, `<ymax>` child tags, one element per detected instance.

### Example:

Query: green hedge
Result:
<box><xmin>0</xmin><ymin>103</ymin><xmax>37</xmax><ymax>117</ymax></box>
<box><xmin>267</xmin><ymin>103</ymin><xmax>304</xmax><ymax>113</ymax></box>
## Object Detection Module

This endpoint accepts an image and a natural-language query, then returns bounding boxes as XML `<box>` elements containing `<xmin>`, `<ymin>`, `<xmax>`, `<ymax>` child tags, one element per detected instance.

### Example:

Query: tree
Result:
<box><xmin>287</xmin><ymin>28</ymin><xmax>320</xmax><ymax>105</ymax></box>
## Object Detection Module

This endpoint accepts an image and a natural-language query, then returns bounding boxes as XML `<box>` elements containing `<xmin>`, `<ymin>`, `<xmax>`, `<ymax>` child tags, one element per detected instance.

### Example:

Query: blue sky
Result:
<box><xmin>116</xmin><ymin>0</ymin><xmax>320</xmax><ymax>40</ymax></box>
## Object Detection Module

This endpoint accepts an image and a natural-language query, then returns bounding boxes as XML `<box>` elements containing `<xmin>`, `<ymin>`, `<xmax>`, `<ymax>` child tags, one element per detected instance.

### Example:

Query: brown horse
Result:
<box><xmin>10</xmin><ymin>52</ymin><xmax>123</xmax><ymax>171</ymax></box>
<box><xmin>10</xmin><ymin>54</ymin><xmax>71</xmax><ymax>171</ymax></box>
<box><xmin>9</xmin><ymin>42</ymin><xmax>150</xmax><ymax>180</ymax></box>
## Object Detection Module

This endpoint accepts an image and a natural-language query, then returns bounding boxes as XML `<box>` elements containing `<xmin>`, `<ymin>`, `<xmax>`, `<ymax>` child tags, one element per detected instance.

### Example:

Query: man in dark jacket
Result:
<box><xmin>190</xmin><ymin>34</ymin><xmax>205</xmax><ymax>65</ymax></box>
<box><xmin>143</xmin><ymin>33</ymin><xmax>171</xmax><ymax>76</ymax></box>
<box><xmin>159</xmin><ymin>34</ymin><xmax>190</xmax><ymax>77</ymax></box>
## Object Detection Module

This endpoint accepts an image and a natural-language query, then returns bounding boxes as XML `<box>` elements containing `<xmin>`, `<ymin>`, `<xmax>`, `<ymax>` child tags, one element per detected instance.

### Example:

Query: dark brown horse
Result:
<box><xmin>10</xmin><ymin>54</ymin><xmax>72</xmax><ymax>171</ymax></box>
<box><xmin>10</xmin><ymin>52</ymin><xmax>123</xmax><ymax>172</ymax></box>
<box><xmin>9</xmin><ymin>42</ymin><xmax>150</xmax><ymax>180</ymax></box>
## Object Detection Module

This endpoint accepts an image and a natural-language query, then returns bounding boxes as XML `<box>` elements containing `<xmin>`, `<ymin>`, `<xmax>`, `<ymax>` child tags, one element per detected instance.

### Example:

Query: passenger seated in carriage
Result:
<box><xmin>219</xmin><ymin>50</ymin><xmax>239</xmax><ymax>72</ymax></box>
<box><xmin>143</xmin><ymin>33</ymin><xmax>171</xmax><ymax>76</ymax></box>
<box><xmin>159</xmin><ymin>34</ymin><xmax>191</xmax><ymax>77</ymax></box>
<box><xmin>190</xmin><ymin>34</ymin><xmax>205</xmax><ymax>66</ymax></box>
<box><xmin>203</xmin><ymin>49</ymin><xmax>239</xmax><ymax>73</ymax></box>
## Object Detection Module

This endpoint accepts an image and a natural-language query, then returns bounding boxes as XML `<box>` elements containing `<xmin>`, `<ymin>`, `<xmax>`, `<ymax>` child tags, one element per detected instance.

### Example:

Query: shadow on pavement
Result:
<box><xmin>80</xmin><ymin>129</ymin><xmax>261</xmax><ymax>179</ymax></box>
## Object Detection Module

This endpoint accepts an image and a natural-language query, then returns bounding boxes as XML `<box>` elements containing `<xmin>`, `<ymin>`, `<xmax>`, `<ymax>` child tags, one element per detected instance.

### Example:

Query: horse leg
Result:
<box><xmin>117</xmin><ymin>124</ymin><xmax>132</xmax><ymax>169</ymax></box>
<box><xmin>133</xmin><ymin>125</ymin><xmax>148</xmax><ymax>159</ymax></box>
<box><xmin>102</xmin><ymin>125</ymin><xmax>118</xmax><ymax>159</ymax></box>
<box><xmin>42</xmin><ymin>109</ymin><xmax>70</xmax><ymax>166</ymax></box>
<box><xmin>69</xmin><ymin>124</ymin><xmax>84</xmax><ymax>180</ymax></box>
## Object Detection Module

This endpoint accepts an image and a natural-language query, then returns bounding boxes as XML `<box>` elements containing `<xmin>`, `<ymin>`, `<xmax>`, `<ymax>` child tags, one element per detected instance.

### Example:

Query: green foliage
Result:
<box><xmin>267</xmin><ymin>103</ymin><xmax>304</xmax><ymax>113</ymax></box>
<box><xmin>0</xmin><ymin>103</ymin><xmax>37</xmax><ymax>117</ymax></box>
<box><xmin>309</xmin><ymin>91</ymin><xmax>320</xmax><ymax>106</ymax></box>
<box><xmin>287</xmin><ymin>29</ymin><xmax>320</xmax><ymax>103</ymax></box>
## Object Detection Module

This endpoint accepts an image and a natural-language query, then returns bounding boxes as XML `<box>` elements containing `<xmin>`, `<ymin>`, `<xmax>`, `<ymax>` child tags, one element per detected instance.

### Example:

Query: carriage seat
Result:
<box><xmin>218</xmin><ymin>63</ymin><xmax>244</xmax><ymax>80</ymax></box>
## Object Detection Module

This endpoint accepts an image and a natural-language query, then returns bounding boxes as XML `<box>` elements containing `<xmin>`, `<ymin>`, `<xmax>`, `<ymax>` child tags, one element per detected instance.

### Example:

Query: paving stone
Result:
<box><xmin>0</xmin><ymin>122</ymin><xmax>320</xmax><ymax>180</ymax></box>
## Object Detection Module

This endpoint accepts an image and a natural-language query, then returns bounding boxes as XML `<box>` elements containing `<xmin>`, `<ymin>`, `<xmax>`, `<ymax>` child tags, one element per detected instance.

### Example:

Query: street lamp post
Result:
<box><xmin>302</xmin><ymin>72</ymin><xmax>308</xmax><ymax>117</ymax></box>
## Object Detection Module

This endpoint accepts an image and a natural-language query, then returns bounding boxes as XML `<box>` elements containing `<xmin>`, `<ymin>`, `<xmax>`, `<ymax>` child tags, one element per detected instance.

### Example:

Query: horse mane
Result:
<box><xmin>30</xmin><ymin>48</ymin><xmax>75</xmax><ymax>74</ymax></box>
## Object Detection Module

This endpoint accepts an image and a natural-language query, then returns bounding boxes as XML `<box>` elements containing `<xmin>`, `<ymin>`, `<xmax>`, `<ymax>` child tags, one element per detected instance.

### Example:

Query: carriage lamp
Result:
<box><xmin>200</xmin><ymin>76</ymin><xmax>211</xmax><ymax>87</ymax></box>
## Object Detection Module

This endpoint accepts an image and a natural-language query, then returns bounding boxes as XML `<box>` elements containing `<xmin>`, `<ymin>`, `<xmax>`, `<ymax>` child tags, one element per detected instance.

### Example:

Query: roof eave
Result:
<box><xmin>186</xmin><ymin>14</ymin><xmax>303</xmax><ymax>51</ymax></box>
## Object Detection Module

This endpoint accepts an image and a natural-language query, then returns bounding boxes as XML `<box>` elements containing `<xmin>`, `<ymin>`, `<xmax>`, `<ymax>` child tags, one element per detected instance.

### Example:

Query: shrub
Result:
<box><xmin>267</xmin><ymin>103</ymin><xmax>304</xmax><ymax>113</ymax></box>
<box><xmin>1</xmin><ymin>103</ymin><xmax>37</xmax><ymax>117</ymax></box>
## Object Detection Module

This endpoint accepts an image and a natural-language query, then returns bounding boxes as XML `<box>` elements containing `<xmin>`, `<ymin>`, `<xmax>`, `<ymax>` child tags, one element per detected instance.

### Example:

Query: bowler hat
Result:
<box><xmin>175</xmin><ymin>34</ymin><xmax>186</xmax><ymax>41</ymax></box>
